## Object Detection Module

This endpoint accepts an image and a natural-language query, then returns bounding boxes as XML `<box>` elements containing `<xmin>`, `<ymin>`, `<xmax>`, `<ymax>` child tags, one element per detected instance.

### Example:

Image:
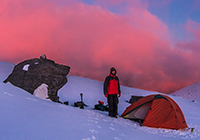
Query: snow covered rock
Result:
<box><xmin>33</xmin><ymin>83</ymin><xmax>49</xmax><ymax>100</ymax></box>
<box><xmin>3</xmin><ymin>55</ymin><xmax>70</xmax><ymax>102</ymax></box>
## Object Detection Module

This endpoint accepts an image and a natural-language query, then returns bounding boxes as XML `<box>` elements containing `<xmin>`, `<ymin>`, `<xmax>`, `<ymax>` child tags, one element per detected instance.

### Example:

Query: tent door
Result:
<box><xmin>125</xmin><ymin>102</ymin><xmax>151</xmax><ymax>120</ymax></box>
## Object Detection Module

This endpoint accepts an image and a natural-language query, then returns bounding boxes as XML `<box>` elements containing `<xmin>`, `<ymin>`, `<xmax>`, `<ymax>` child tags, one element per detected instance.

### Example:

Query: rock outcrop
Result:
<box><xmin>4</xmin><ymin>55</ymin><xmax>70</xmax><ymax>102</ymax></box>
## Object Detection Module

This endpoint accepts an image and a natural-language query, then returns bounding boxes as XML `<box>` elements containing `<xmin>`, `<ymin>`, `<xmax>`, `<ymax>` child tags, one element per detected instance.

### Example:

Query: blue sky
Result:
<box><xmin>81</xmin><ymin>0</ymin><xmax>200</xmax><ymax>41</ymax></box>
<box><xmin>83</xmin><ymin>0</ymin><xmax>200</xmax><ymax>24</ymax></box>
<box><xmin>145</xmin><ymin>0</ymin><xmax>200</xmax><ymax>40</ymax></box>
<box><xmin>145</xmin><ymin>0</ymin><xmax>200</xmax><ymax>24</ymax></box>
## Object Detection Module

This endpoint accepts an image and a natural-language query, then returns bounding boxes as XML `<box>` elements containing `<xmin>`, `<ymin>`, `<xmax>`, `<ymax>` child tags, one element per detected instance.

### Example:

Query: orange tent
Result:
<box><xmin>121</xmin><ymin>94</ymin><xmax>188</xmax><ymax>130</ymax></box>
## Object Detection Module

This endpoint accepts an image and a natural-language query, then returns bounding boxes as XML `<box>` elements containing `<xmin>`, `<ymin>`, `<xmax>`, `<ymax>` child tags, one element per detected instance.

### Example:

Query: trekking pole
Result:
<box><xmin>80</xmin><ymin>93</ymin><xmax>84</xmax><ymax>109</ymax></box>
<box><xmin>80</xmin><ymin>93</ymin><xmax>83</xmax><ymax>102</ymax></box>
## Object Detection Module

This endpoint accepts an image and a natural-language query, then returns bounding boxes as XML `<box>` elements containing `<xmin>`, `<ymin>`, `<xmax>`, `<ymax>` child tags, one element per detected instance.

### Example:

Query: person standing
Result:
<box><xmin>104</xmin><ymin>67</ymin><xmax>121</xmax><ymax>118</ymax></box>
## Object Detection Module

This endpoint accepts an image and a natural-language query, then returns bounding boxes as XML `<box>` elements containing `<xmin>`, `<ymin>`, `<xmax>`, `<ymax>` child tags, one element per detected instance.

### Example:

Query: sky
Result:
<box><xmin>0</xmin><ymin>0</ymin><xmax>200</xmax><ymax>94</ymax></box>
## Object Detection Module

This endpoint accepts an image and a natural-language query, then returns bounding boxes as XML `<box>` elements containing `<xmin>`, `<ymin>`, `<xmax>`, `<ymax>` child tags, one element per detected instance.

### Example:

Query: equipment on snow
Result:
<box><xmin>63</xmin><ymin>101</ymin><xmax>69</xmax><ymax>105</ymax></box>
<box><xmin>121</xmin><ymin>94</ymin><xmax>188</xmax><ymax>130</ymax></box>
<box><xmin>128</xmin><ymin>95</ymin><xmax>143</xmax><ymax>104</ymax></box>
<box><xmin>94</xmin><ymin>100</ymin><xmax>108</xmax><ymax>111</ymax></box>
<box><xmin>74</xmin><ymin>93</ymin><xmax>88</xmax><ymax>109</ymax></box>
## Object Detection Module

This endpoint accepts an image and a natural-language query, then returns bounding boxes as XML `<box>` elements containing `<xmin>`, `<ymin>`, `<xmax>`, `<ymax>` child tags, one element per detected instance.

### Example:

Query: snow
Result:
<box><xmin>0</xmin><ymin>61</ymin><xmax>200</xmax><ymax>140</ymax></box>
<box><xmin>172</xmin><ymin>81</ymin><xmax>200</xmax><ymax>102</ymax></box>
<box><xmin>22</xmin><ymin>64</ymin><xmax>30</xmax><ymax>71</ymax></box>
<box><xmin>33</xmin><ymin>83</ymin><xmax>49</xmax><ymax>100</ymax></box>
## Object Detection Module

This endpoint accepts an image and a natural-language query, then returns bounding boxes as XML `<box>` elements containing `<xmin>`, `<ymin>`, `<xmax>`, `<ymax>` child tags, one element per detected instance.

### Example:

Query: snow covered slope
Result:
<box><xmin>172</xmin><ymin>81</ymin><xmax>200</xmax><ymax>102</ymax></box>
<box><xmin>0</xmin><ymin>61</ymin><xmax>200</xmax><ymax>140</ymax></box>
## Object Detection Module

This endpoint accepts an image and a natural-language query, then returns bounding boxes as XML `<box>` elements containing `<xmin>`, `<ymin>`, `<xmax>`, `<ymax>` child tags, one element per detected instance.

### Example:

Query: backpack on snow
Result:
<box><xmin>94</xmin><ymin>100</ymin><xmax>108</xmax><ymax>111</ymax></box>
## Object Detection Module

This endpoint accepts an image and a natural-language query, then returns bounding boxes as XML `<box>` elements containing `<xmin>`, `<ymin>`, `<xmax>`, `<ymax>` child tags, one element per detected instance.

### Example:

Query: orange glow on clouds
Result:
<box><xmin>1</xmin><ymin>0</ymin><xmax>200</xmax><ymax>93</ymax></box>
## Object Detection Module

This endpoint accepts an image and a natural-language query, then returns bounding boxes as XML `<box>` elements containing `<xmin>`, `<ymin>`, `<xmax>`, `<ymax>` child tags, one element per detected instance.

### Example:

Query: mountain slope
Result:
<box><xmin>172</xmin><ymin>81</ymin><xmax>200</xmax><ymax>102</ymax></box>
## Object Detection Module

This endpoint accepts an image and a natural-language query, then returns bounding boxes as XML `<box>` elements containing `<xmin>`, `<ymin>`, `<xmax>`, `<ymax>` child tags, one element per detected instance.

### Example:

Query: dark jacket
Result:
<box><xmin>104</xmin><ymin>74</ymin><xmax>121</xmax><ymax>95</ymax></box>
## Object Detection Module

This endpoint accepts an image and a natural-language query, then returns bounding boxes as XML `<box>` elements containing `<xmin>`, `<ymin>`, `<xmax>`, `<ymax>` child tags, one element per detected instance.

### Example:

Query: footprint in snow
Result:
<box><xmin>58</xmin><ymin>104</ymin><xmax>68</xmax><ymax>108</ymax></box>
<box><xmin>110</xmin><ymin>127</ymin><xmax>115</xmax><ymax>130</ymax></box>
<box><xmin>97</xmin><ymin>125</ymin><xmax>101</xmax><ymax>128</ymax></box>
<box><xmin>82</xmin><ymin>136</ymin><xmax>96</xmax><ymax>140</ymax></box>
<box><xmin>120</xmin><ymin>133</ymin><xmax>127</xmax><ymax>137</ymax></box>
<box><xmin>95</xmin><ymin>117</ymin><xmax>99</xmax><ymax>120</ymax></box>
<box><xmin>91</xmin><ymin>136</ymin><xmax>96</xmax><ymax>140</ymax></box>
<box><xmin>26</xmin><ymin>97</ymin><xmax>38</xmax><ymax>102</ymax></box>
<box><xmin>43</xmin><ymin>103</ymin><xmax>54</xmax><ymax>107</ymax></box>
<box><xmin>89</xmin><ymin>129</ymin><xmax>98</xmax><ymax>134</ymax></box>
<box><xmin>103</xmin><ymin>119</ymin><xmax>108</xmax><ymax>122</ymax></box>
<box><xmin>4</xmin><ymin>92</ymin><xmax>14</xmax><ymax>97</ymax></box>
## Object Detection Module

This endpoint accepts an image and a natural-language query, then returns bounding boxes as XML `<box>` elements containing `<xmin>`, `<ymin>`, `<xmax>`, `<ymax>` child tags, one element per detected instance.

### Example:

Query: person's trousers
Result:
<box><xmin>107</xmin><ymin>94</ymin><xmax>118</xmax><ymax>116</ymax></box>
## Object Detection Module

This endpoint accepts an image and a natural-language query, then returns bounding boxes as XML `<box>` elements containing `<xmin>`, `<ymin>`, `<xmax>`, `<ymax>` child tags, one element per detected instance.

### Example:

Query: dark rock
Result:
<box><xmin>3</xmin><ymin>55</ymin><xmax>70</xmax><ymax>102</ymax></box>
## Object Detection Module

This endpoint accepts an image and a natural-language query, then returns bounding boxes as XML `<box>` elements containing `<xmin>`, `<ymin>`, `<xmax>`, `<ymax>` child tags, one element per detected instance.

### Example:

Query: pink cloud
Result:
<box><xmin>0</xmin><ymin>0</ymin><xmax>200</xmax><ymax>93</ymax></box>
<box><xmin>193</xmin><ymin>0</ymin><xmax>200</xmax><ymax>10</ymax></box>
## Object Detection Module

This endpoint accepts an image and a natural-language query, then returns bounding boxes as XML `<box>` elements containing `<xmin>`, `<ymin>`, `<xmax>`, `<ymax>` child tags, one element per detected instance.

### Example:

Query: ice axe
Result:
<box><xmin>74</xmin><ymin>93</ymin><xmax>88</xmax><ymax>109</ymax></box>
